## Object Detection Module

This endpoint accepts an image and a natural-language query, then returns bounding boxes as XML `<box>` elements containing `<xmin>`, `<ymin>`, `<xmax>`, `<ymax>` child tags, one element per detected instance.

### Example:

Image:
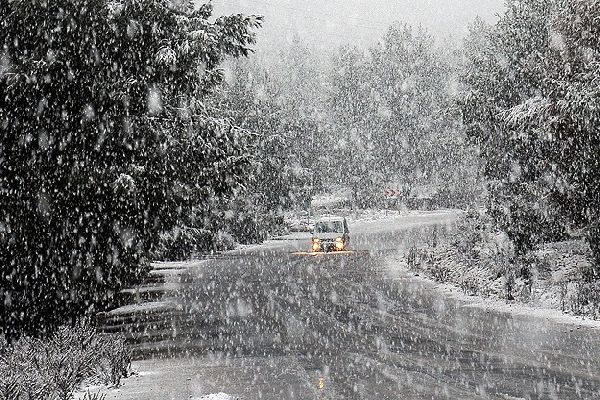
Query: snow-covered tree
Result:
<box><xmin>329</xmin><ymin>45</ymin><xmax>381</xmax><ymax>206</ymax></box>
<box><xmin>212</xmin><ymin>41</ymin><xmax>328</xmax><ymax>219</ymax></box>
<box><xmin>461</xmin><ymin>0</ymin><xmax>600</xmax><ymax>272</ymax></box>
<box><xmin>203</xmin><ymin>60</ymin><xmax>302</xmax><ymax>244</ymax></box>
<box><xmin>330</xmin><ymin>25</ymin><xmax>478</xmax><ymax>207</ymax></box>
<box><xmin>0</xmin><ymin>0</ymin><xmax>261</xmax><ymax>338</ymax></box>
<box><xmin>460</xmin><ymin>3</ymin><xmax>567</xmax><ymax>254</ymax></box>
<box><xmin>549</xmin><ymin>0</ymin><xmax>600</xmax><ymax>273</ymax></box>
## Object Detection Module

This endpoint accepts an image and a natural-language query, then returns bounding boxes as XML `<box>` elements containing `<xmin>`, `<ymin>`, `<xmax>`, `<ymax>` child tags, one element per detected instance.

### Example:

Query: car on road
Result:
<box><xmin>311</xmin><ymin>216</ymin><xmax>350</xmax><ymax>252</ymax></box>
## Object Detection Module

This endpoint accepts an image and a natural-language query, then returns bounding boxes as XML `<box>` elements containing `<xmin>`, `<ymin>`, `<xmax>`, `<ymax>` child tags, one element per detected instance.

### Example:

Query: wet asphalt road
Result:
<box><xmin>100</xmin><ymin>212</ymin><xmax>600</xmax><ymax>400</ymax></box>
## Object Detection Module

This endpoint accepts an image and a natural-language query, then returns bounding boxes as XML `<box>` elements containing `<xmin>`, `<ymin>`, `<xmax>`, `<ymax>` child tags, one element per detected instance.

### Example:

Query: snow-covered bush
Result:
<box><xmin>408</xmin><ymin>210</ymin><xmax>522</xmax><ymax>299</ymax></box>
<box><xmin>410</xmin><ymin>210</ymin><xmax>600</xmax><ymax>318</ymax></box>
<box><xmin>215</xmin><ymin>232</ymin><xmax>237</xmax><ymax>252</ymax></box>
<box><xmin>0</xmin><ymin>323</ymin><xmax>130</xmax><ymax>400</ymax></box>
<box><xmin>225</xmin><ymin>211</ymin><xmax>286</xmax><ymax>245</ymax></box>
<box><xmin>570</xmin><ymin>281</ymin><xmax>600</xmax><ymax>319</ymax></box>
<box><xmin>153</xmin><ymin>226</ymin><xmax>239</xmax><ymax>261</ymax></box>
<box><xmin>153</xmin><ymin>227</ymin><xmax>216</xmax><ymax>261</ymax></box>
<box><xmin>452</xmin><ymin>210</ymin><xmax>515</xmax><ymax>267</ymax></box>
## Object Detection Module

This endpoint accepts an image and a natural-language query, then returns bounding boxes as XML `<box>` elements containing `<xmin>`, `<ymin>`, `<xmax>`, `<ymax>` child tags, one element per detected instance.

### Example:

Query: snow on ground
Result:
<box><xmin>75</xmin><ymin>385</ymin><xmax>104</xmax><ymax>398</ymax></box>
<box><xmin>110</xmin><ymin>209</ymin><xmax>600</xmax><ymax>336</ymax></box>
<box><xmin>385</xmin><ymin>256</ymin><xmax>600</xmax><ymax>330</ymax></box>
<box><xmin>119</xmin><ymin>282</ymin><xmax>180</xmax><ymax>294</ymax></box>
<box><xmin>349</xmin><ymin>209</ymin><xmax>459</xmax><ymax>234</ymax></box>
<box><xmin>284</xmin><ymin>205</ymin><xmax>457</xmax><ymax>233</ymax></box>
<box><xmin>311</xmin><ymin>192</ymin><xmax>350</xmax><ymax>209</ymax></box>
<box><xmin>234</xmin><ymin>238</ymin><xmax>296</xmax><ymax>252</ymax></box>
<box><xmin>272</xmin><ymin>210</ymin><xmax>460</xmax><ymax>252</ymax></box>
<box><xmin>82</xmin><ymin>356</ymin><xmax>319</xmax><ymax>400</ymax></box>
<box><xmin>270</xmin><ymin>232</ymin><xmax>312</xmax><ymax>241</ymax></box>
<box><xmin>194</xmin><ymin>394</ymin><xmax>232</xmax><ymax>400</ymax></box>
<box><xmin>107</xmin><ymin>299</ymin><xmax>179</xmax><ymax>316</ymax></box>
<box><xmin>152</xmin><ymin>259</ymin><xmax>210</xmax><ymax>270</ymax></box>
<box><xmin>346</xmin><ymin>208</ymin><xmax>408</xmax><ymax>222</ymax></box>
<box><xmin>106</xmin><ymin>210</ymin><xmax>461</xmax><ymax>318</ymax></box>
<box><xmin>88</xmin><ymin>210</ymin><xmax>600</xmax><ymax>400</ymax></box>
<box><xmin>104</xmin><ymin>262</ymin><xmax>211</xmax><ymax>316</ymax></box>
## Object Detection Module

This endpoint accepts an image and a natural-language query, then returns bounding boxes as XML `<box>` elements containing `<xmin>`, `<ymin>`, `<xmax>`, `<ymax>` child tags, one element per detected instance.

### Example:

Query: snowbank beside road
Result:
<box><xmin>400</xmin><ymin>242</ymin><xmax>600</xmax><ymax>328</ymax></box>
<box><xmin>349</xmin><ymin>210</ymin><xmax>460</xmax><ymax>234</ymax></box>
<box><xmin>388</xmin><ymin>255</ymin><xmax>600</xmax><ymax>330</ymax></box>
<box><xmin>195</xmin><ymin>394</ymin><xmax>232</xmax><ymax>400</ymax></box>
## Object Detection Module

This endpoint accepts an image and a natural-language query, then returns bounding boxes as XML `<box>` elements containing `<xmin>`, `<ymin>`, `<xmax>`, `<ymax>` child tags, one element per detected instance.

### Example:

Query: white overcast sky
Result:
<box><xmin>208</xmin><ymin>0</ymin><xmax>505</xmax><ymax>51</ymax></box>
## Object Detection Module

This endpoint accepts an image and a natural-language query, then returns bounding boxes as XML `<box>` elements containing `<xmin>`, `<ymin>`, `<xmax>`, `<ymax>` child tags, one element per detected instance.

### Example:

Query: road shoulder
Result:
<box><xmin>384</xmin><ymin>254</ymin><xmax>600</xmax><ymax>330</ymax></box>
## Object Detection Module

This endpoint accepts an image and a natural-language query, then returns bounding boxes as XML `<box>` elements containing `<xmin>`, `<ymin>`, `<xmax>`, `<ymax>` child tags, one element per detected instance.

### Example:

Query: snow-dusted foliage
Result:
<box><xmin>329</xmin><ymin>25</ymin><xmax>480</xmax><ymax>207</ymax></box>
<box><xmin>210</xmin><ymin>56</ymin><xmax>317</xmax><ymax>243</ymax></box>
<box><xmin>215</xmin><ymin>29</ymin><xmax>480</xmax><ymax>219</ymax></box>
<box><xmin>0</xmin><ymin>323</ymin><xmax>130</xmax><ymax>399</ymax></box>
<box><xmin>0</xmin><ymin>0</ymin><xmax>261</xmax><ymax>339</ymax></box>
<box><xmin>461</xmin><ymin>0</ymin><xmax>600</xmax><ymax>271</ymax></box>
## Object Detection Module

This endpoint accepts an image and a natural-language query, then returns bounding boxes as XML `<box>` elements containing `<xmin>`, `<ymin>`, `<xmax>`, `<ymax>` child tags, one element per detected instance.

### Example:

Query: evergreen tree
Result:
<box><xmin>0</xmin><ymin>0</ymin><xmax>261</xmax><ymax>338</ymax></box>
<box><xmin>460</xmin><ymin>3</ymin><xmax>567</xmax><ymax>254</ymax></box>
<box><xmin>329</xmin><ymin>25</ymin><xmax>477</xmax><ymax>207</ymax></box>
<box><xmin>210</xmin><ymin>59</ymin><xmax>315</xmax><ymax>243</ymax></box>
<box><xmin>329</xmin><ymin>45</ymin><xmax>380</xmax><ymax>206</ymax></box>
<box><xmin>461</xmin><ymin>0</ymin><xmax>600</xmax><ymax>271</ymax></box>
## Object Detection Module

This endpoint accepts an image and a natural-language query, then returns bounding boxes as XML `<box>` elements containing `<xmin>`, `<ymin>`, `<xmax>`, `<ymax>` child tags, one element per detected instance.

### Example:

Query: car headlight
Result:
<box><xmin>335</xmin><ymin>237</ymin><xmax>344</xmax><ymax>250</ymax></box>
<box><xmin>312</xmin><ymin>238</ymin><xmax>321</xmax><ymax>252</ymax></box>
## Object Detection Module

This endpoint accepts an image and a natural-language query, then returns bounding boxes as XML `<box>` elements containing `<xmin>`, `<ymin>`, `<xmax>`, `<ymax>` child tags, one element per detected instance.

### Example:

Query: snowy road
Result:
<box><xmin>98</xmin><ymin>211</ymin><xmax>600</xmax><ymax>399</ymax></box>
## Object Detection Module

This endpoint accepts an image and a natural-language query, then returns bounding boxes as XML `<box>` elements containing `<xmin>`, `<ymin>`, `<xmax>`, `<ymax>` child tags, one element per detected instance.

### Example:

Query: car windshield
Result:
<box><xmin>315</xmin><ymin>220</ymin><xmax>343</xmax><ymax>233</ymax></box>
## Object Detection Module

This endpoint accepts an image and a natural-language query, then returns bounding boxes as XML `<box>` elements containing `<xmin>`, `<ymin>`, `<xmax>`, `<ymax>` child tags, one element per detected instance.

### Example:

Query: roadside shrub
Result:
<box><xmin>459</xmin><ymin>276</ymin><xmax>481</xmax><ymax>296</ymax></box>
<box><xmin>566</xmin><ymin>281</ymin><xmax>600</xmax><ymax>319</ymax></box>
<box><xmin>154</xmin><ymin>227</ymin><xmax>216</xmax><ymax>261</ymax></box>
<box><xmin>409</xmin><ymin>210</ymin><xmax>523</xmax><ymax>299</ymax></box>
<box><xmin>0</xmin><ymin>323</ymin><xmax>131</xmax><ymax>400</ymax></box>
<box><xmin>227</xmin><ymin>211</ymin><xmax>286</xmax><ymax>245</ymax></box>
<box><xmin>450</xmin><ymin>210</ymin><xmax>487</xmax><ymax>259</ymax></box>
<box><xmin>81</xmin><ymin>391</ymin><xmax>107</xmax><ymax>400</ymax></box>
<box><xmin>585</xmin><ymin>222</ymin><xmax>600</xmax><ymax>281</ymax></box>
<box><xmin>214</xmin><ymin>232</ymin><xmax>237</xmax><ymax>252</ymax></box>
<box><xmin>408</xmin><ymin>208</ymin><xmax>600</xmax><ymax>319</ymax></box>
<box><xmin>96</xmin><ymin>334</ymin><xmax>131</xmax><ymax>387</ymax></box>
<box><xmin>428</xmin><ymin>253</ymin><xmax>451</xmax><ymax>283</ymax></box>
